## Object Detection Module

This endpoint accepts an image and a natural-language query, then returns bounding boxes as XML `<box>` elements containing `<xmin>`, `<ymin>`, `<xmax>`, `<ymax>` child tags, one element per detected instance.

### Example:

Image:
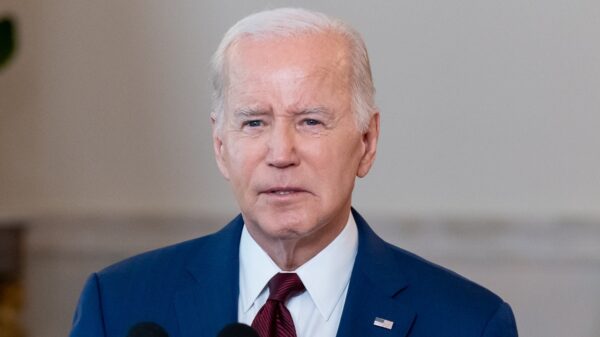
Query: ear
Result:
<box><xmin>211</xmin><ymin>112</ymin><xmax>230</xmax><ymax>180</ymax></box>
<box><xmin>356</xmin><ymin>112</ymin><xmax>380</xmax><ymax>178</ymax></box>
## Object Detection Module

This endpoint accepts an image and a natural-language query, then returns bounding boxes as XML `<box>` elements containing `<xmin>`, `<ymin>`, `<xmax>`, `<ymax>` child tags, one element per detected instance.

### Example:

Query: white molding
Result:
<box><xmin>24</xmin><ymin>215</ymin><xmax>600</xmax><ymax>264</ymax></box>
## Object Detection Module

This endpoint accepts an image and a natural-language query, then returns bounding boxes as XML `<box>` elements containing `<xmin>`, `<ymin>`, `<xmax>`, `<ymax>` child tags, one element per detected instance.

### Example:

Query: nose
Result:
<box><xmin>266</xmin><ymin>122</ymin><xmax>299</xmax><ymax>169</ymax></box>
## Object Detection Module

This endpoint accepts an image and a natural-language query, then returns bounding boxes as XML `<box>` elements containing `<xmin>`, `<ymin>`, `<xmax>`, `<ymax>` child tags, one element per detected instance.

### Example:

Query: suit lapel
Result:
<box><xmin>175</xmin><ymin>216</ymin><xmax>244</xmax><ymax>337</ymax></box>
<box><xmin>336</xmin><ymin>209</ymin><xmax>416</xmax><ymax>337</ymax></box>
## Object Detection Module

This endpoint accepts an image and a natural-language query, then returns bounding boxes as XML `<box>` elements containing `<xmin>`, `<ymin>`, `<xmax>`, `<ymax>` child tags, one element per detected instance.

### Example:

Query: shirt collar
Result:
<box><xmin>239</xmin><ymin>213</ymin><xmax>358</xmax><ymax>320</ymax></box>
<box><xmin>239</xmin><ymin>225</ymin><xmax>280</xmax><ymax>314</ymax></box>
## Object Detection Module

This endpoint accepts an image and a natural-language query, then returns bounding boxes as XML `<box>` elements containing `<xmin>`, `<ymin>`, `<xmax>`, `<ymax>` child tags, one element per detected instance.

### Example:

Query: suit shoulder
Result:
<box><xmin>387</xmin><ymin>243</ymin><xmax>518</xmax><ymax>335</ymax></box>
<box><xmin>96</xmin><ymin>219</ymin><xmax>239</xmax><ymax>282</ymax></box>
<box><xmin>386</xmin><ymin>242</ymin><xmax>504</xmax><ymax>312</ymax></box>
<box><xmin>72</xmin><ymin>218</ymin><xmax>242</xmax><ymax>337</ymax></box>
<box><xmin>98</xmin><ymin>235</ymin><xmax>205</xmax><ymax>277</ymax></box>
<box><xmin>353</xmin><ymin>209</ymin><xmax>505</xmax><ymax>312</ymax></box>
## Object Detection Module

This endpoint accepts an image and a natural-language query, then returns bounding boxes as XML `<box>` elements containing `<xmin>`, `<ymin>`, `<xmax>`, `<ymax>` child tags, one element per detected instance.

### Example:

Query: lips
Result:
<box><xmin>270</xmin><ymin>190</ymin><xmax>296</xmax><ymax>195</ymax></box>
<box><xmin>262</xmin><ymin>187</ymin><xmax>306</xmax><ymax>195</ymax></box>
<box><xmin>260</xmin><ymin>186</ymin><xmax>310</xmax><ymax>196</ymax></box>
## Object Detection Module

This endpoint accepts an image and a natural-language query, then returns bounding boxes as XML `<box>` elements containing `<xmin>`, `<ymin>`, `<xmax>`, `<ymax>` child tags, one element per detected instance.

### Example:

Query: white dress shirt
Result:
<box><xmin>238</xmin><ymin>214</ymin><xmax>359</xmax><ymax>337</ymax></box>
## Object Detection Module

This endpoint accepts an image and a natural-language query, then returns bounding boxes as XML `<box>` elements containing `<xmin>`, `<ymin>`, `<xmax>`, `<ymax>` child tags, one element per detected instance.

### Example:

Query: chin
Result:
<box><xmin>259</xmin><ymin>211</ymin><xmax>315</xmax><ymax>237</ymax></box>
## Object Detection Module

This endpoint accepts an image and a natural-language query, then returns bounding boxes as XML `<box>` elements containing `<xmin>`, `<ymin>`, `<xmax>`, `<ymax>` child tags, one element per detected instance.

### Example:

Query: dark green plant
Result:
<box><xmin>0</xmin><ymin>16</ymin><xmax>17</xmax><ymax>70</ymax></box>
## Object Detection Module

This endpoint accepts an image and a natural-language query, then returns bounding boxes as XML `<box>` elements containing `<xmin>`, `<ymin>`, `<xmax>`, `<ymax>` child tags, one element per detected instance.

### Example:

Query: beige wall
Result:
<box><xmin>1</xmin><ymin>1</ymin><xmax>600</xmax><ymax>337</ymax></box>
<box><xmin>2</xmin><ymin>0</ymin><xmax>599</xmax><ymax>219</ymax></box>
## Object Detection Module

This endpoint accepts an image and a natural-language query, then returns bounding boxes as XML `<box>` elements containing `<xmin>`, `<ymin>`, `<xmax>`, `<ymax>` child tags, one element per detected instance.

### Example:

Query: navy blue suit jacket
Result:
<box><xmin>70</xmin><ymin>209</ymin><xmax>518</xmax><ymax>337</ymax></box>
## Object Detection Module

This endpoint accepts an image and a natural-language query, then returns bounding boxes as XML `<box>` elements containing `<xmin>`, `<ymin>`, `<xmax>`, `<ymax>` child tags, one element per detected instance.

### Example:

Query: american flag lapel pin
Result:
<box><xmin>373</xmin><ymin>317</ymin><xmax>394</xmax><ymax>330</ymax></box>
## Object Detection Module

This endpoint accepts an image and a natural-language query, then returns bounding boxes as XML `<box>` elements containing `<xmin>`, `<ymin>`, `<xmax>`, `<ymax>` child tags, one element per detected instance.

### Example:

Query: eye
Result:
<box><xmin>303</xmin><ymin>119</ymin><xmax>322</xmax><ymax>126</ymax></box>
<box><xmin>243</xmin><ymin>120</ymin><xmax>263</xmax><ymax>127</ymax></box>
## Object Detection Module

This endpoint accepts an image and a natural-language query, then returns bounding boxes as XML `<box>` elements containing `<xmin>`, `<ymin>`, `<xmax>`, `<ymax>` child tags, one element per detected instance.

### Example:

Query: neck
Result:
<box><xmin>269</xmin><ymin>240</ymin><xmax>318</xmax><ymax>271</ymax></box>
<box><xmin>248</xmin><ymin>211</ymin><xmax>350</xmax><ymax>271</ymax></box>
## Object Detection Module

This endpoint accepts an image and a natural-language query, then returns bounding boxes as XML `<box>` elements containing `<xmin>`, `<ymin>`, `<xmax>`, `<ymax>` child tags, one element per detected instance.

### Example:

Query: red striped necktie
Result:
<box><xmin>251</xmin><ymin>273</ymin><xmax>306</xmax><ymax>337</ymax></box>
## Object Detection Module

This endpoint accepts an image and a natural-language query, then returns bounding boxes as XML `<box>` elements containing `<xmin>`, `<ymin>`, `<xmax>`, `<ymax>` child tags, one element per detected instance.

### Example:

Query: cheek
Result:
<box><xmin>326</xmin><ymin>136</ymin><xmax>362</xmax><ymax>167</ymax></box>
<box><xmin>224</xmin><ymin>139</ymin><xmax>262</xmax><ymax>185</ymax></box>
<box><xmin>308</xmin><ymin>136</ymin><xmax>362</xmax><ymax>182</ymax></box>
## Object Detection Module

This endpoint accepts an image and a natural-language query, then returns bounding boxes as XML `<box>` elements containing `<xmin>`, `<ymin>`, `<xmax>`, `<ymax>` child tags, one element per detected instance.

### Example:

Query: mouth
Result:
<box><xmin>263</xmin><ymin>187</ymin><xmax>306</xmax><ymax>195</ymax></box>
<box><xmin>261</xmin><ymin>187</ymin><xmax>310</xmax><ymax>196</ymax></box>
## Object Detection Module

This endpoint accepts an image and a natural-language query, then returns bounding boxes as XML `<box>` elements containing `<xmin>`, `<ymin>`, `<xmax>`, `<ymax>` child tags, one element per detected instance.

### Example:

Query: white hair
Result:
<box><xmin>210</xmin><ymin>8</ymin><xmax>377</xmax><ymax>132</ymax></box>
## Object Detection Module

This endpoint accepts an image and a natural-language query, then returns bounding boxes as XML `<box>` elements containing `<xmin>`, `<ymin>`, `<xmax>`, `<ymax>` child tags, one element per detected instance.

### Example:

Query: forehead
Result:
<box><xmin>225</xmin><ymin>32</ymin><xmax>351</xmax><ymax>87</ymax></box>
<box><xmin>230</xmin><ymin>31</ymin><xmax>348</xmax><ymax>65</ymax></box>
<box><xmin>222</xmin><ymin>33</ymin><xmax>352</xmax><ymax>113</ymax></box>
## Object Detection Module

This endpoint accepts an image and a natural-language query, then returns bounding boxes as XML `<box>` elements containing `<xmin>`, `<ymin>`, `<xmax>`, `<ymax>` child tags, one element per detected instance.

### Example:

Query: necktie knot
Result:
<box><xmin>267</xmin><ymin>273</ymin><xmax>305</xmax><ymax>303</ymax></box>
<box><xmin>252</xmin><ymin>273</ymin><xmax>304</xmax><ymax>337</ymax></box>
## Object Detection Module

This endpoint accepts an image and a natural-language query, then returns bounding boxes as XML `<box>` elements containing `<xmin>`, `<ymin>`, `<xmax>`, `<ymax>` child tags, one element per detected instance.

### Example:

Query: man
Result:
<box><xmin>70</xmin><ymin>8</ymin><xmax>518</xmax><ymax>337</ymax></box>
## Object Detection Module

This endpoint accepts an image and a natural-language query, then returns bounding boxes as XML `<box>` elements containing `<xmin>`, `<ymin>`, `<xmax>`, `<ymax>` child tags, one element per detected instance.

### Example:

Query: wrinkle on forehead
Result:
<box><xmin>226</xmin><ymin>69</ymin><xmax>350</xmax><ymax>118</ymax></box>
<box><xmin>224</xmin><ymin>31</ymin><xmax>352</xmax><ymax>97</ymax></box>
<box><xmin>220</xmin><ymin>32</ymin><xmax>354</xmax><ymax>126</ymax></box>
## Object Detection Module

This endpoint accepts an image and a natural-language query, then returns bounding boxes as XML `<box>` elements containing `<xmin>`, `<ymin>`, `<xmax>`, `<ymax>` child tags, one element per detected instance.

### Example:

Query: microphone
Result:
<box><xmin>217</xmin><ymin>323</ymin><xmax>259</xmax><ymax>337</ymax></box>
<box><xmin>126</xmin><ymin>322</ymin><xmax>169</xmax><ymax>337</ymax></box>
<box><xmin>0</xmin><ymin>16</ymin><xmax>17</xmax><ymax>69</ymax></box>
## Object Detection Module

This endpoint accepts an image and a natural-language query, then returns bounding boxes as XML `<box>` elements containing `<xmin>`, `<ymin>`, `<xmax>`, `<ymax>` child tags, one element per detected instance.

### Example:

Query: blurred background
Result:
<box><xmin>0</xmin><ymin>1</ymin><xmax>599</xmax><ymax>336</ymax></box>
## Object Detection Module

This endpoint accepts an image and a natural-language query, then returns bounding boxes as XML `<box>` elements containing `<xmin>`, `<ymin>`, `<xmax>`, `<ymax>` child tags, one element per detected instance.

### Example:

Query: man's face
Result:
<box><xmin>213</xmin><ymin>32</ymin><xmax>378</xmax><ymax>251</ymax></box>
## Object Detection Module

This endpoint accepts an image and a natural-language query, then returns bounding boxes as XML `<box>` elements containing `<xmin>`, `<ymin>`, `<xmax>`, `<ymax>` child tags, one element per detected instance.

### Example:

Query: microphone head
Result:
<box><xmin>126</xmin><ymin>322</ymin><xmax>169</xmax><ymax>337</ymax></box>
<box><xmin>217</xmin><ymin>323</ymin><xmax>260</xmax><ymax>337</ymax></box>
<box><xmin>0</xmin><ymin>16</ymin><xmax>17</xmax><ymax>69</ymax></box>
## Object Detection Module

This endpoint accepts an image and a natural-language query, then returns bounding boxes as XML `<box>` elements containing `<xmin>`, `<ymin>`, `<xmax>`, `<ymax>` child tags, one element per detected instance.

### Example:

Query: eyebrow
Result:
<box><xmin>296</xmin><ymin>106</ymin><xmax>332</xmax><ymax>117</ymax></box>
<box><xmin>232</xmin><ymin>105</ymin><xmax>333</xmax><ymax>118</ymax></box>
<box><xmin>233</xmin><ymin>107</ymin><xmax>269</xmax><ymax>118</ymax></box>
